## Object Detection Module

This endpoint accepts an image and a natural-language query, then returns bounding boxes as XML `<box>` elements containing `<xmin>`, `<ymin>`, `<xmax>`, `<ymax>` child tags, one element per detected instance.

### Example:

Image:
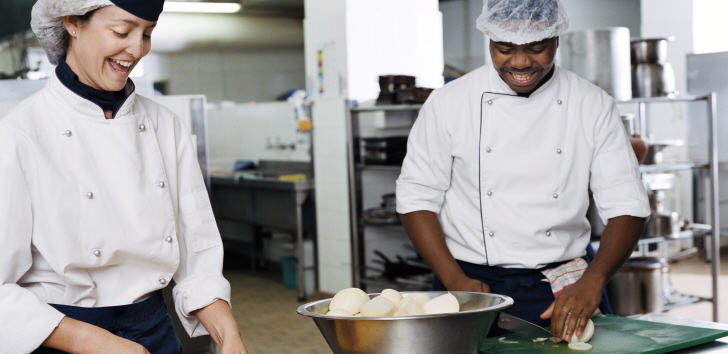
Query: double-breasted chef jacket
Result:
<box><xmin>0</xmin><ymin>73</ymin><xmax>229</xmax><ymax>353</ymax></box>
<box><xmin>396</xmin><ymin>65</ymin><xmax>651</xmax><ymax>269</ymax></box>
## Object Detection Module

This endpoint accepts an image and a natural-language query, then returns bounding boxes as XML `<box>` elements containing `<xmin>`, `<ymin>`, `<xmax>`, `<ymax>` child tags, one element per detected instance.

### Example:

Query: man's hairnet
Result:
<box><xmin>476</xmin><ymin>0</ymin><xmax>569</xmax><ymax>45</ymax></box>
<box><xmin>31</xmin><ymin>0</ymin><xmax>114</xmax><ymax>65</ymax></box>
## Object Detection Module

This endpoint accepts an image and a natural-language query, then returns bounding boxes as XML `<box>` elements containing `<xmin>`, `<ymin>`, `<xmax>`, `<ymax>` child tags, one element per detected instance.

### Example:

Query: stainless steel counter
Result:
<box><xmin>209</xmin><ymin>170</ymin><xmax>316</xmax><ymax>301</ymax></box>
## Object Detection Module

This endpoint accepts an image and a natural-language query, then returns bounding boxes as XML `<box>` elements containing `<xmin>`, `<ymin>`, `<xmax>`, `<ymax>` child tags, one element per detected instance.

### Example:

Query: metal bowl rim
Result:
<box><xmin>296</xmin><ymin>291</ymin><xmax>514</xmax><ymax>320</ymax></box>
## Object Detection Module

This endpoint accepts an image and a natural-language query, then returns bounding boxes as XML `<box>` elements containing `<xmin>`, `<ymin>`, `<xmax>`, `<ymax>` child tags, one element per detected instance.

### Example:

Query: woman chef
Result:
<box><xmin>0</xmin><ymin>1</ymin><xmax>249</xmax><ymax>353</ymax></box>
<box><xmin>396</xmin><ymin>0</ymin><xmax>650</xmax><ymax>343</ymax></box>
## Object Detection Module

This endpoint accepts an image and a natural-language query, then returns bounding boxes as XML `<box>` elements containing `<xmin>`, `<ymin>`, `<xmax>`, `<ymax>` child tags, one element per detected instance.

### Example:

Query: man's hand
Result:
<box><xmin>445</xmin><ymin>275</ymin><xmax>491</xmax><ymax>293</ymax></box>
<box><xmin>539</xmin><ymin>278</ymin><xmax>602</xmax><ymax>342</ymax></box>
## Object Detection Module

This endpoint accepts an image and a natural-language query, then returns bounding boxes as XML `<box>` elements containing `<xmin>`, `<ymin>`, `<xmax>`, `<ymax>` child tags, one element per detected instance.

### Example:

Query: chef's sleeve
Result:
<box><xmin>396</xmin><ymin>93</ymin><xmax>453</xmax><ymax>214</ymax></box>
<box><xmin>0</xmin><ymin>127</ymin><xmax>65</xmax><ymax>353</ymax></box>
<box><xmin>588</xmin><ymin>95</ymin><xmax>651</xmax><ymax>224</ymax></box>
<box><xmin>169</xmin><ymin>116</ymin><xmax>231</xmax><ymax>338</ymax></box>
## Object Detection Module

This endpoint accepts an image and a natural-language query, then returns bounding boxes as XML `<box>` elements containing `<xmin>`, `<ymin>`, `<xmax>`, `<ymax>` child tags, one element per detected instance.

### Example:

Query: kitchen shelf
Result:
<box><xmin>350</xmin><ymin>104</ymin><xmax>423</xmax><ymax>112</ymax></box>
<box><xmin>639</xmin><ymin>162</ymin><xmax>709</xmax><ymax>173</ymax></box>
<box><xmin>347</xmin><ymin>104</ymin><xmax>422</xmax><ymax>289</ymax></box>
<box><xmin>622</xmin><ymin>94</ymin><xmax>721</xmax><ymax>321</ymax></box>
<box><xmin>357</xmin><ymin>164</ymin><xmax>403</xmax><ymax>171</ymax></box>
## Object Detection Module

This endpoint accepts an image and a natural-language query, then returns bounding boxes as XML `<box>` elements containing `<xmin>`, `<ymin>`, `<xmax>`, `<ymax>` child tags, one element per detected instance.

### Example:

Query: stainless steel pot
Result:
<box><xmin>648</xmin><ymin>211</ymin><xmax>681</xmax><ymax>238</ymax></box>
<box><xmin>631</xmin><ymin>38</ymin><xmax>670</xmax><ymax>64</ymax></box>
<box><xmin>632</xmin><ymin>62</ymin><xmax>676</xmax><ymax>98</ymax></box>
<box><xmin>559</xmin><ymin>27</ymin><xmax>632</xmax><ymax>101</ymax></box>
<box><xmin>621</xmin><ymin>113</ymin><xmax>635</xmax><ymax>136</ymax></box>
<box><xmin>607</xmin><ymin>257</ymin><xmax>667</xmax><ymax>316</ymax></box>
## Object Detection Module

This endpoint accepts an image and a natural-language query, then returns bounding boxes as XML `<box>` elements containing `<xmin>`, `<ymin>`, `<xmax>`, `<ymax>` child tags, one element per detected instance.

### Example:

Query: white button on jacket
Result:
<box><xmin>396</xmin><ymin>65</ymin><xmax>650</xmax><ymax>269</ymax></box>
<box><xmin>0</xmin><ymin>73</ymin><xmax>229</xmax><ymax>353</ymax></box>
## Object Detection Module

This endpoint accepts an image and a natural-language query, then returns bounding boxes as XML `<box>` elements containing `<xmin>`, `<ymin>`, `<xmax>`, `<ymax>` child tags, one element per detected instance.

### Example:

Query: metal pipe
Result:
<box><xmin>345</xmin><ymin>103</ymin><xmax>362</xmax><ymax>288</ymax></box>
<box><xmin>707</xmin><ymin>92</ymin><xmax>720</xmax><ymax>322</ymax></box>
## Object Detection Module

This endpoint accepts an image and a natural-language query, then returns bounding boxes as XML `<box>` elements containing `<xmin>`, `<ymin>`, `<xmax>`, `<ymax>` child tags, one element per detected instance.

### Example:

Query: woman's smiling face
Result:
<box><xmin>489</xmin><ymin>37</ymin><xmax>559</xmax><ymax>94</ymax></box>
<box><xmin>63</xmin><ymin>5</ymin><xmax>156</xmax><ymax>93</ymax></box>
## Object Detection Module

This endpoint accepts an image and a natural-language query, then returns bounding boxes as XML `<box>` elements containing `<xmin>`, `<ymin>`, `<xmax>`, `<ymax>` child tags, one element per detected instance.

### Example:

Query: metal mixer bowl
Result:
<box><xmin>297</xmin><ymin>291</ymin><xmax>513</xmax><ymax>354</ymax></box>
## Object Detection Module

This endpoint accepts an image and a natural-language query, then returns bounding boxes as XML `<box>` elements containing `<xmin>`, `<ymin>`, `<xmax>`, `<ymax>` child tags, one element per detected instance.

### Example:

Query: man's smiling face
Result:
<box><xmin>489</xmin><ymin>37</ymin><xmax>559</xmax><ymax>93</ymax></box>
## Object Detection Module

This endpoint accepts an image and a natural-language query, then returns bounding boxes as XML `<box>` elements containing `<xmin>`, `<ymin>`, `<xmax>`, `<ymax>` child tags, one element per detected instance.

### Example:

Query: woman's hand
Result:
<box><xmin>42</xmin><ymin>317</ymin><xmax>151</xmax><ymax>354</ymax></box>
<box><xmin>194</xmin><ymin>299</ymin><xmax>249</xmax><ymax>354</ymax></box>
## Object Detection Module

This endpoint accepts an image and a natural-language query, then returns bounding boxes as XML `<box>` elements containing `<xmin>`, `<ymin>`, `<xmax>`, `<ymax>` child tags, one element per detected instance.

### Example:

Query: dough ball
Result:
<box><xmin>396</xmin><ymin>293</ymin><xmax>432</xmax><ymax>312</ymax></box>
<box><xmin>422</xmin><ymin>292</ymin><xmax>459</xmax><ymax>315</ymax></box>
<box><xmin>359</xmin><ymin>296</ymin><xmax>396</xmax><ymax>317</ymax></box>
<box><xmin>326</xmin><ymin>308</ymin><xmax>354</xmax><ymax>317</ymax></box>
<box><xmin>380</xmin><ymin>289</ymin><xmax>402</xmax><ymax>306</ymax></box>
<box><xmin>329</xmin><ymin>288</ymin><xmax>370</xmax><ymax>314</ymax></box>
<box><xmin>401</xmin><ymin>298</ymin><xmax>425</xmax><ymax>315</ymax></box>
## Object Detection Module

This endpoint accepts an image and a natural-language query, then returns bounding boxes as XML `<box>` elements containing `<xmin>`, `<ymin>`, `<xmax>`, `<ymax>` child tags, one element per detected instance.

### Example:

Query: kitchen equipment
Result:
<box><xmin>630</xmin><ymin>37</ymin><xmax>677</xmax><ymax>98</ymax></box>
<box><xmin>642</xmin><ymin>140</ymin><xmax>683</xmax><ymax>165</ymax></box>
<box><xmin>621</xmin><ymin>113</ymin><xmax>635</xmax><ymax>136</ymax></box>
<box><xmin>631</xmin><ymin>37</ymin><xmax>672</xmax><ymax>64</ymax></box>
<box><xmin>362</xmin><ymin>193</ymin><xmax>400</xmax><ymax>225</ymax></box>
<box><xmin>648</xmin><ymin>211</ymin><xmax>681</xmax><ymax>238</ymax></box>
<box><xmin>606</xmin><ymin>257</ymin><xmax>667</xmax><ymax>316</ymax></box>
<box><xmin>370</xmin><ymin>250</ymin><xmax>430</xmax><ymax>281</ymax></box>
<box><xmin>632</xmin><ymin>62</ymin><xmax>676</xmax><ymax>98</ymax></box>
<box><xmin>480</xmin><ymin>314</ymin><xmax>728</xmax><ymax>354</ymax></box>
<box><xmin>361</xmin><ymin>136</ymin><xmax>408</xmax><ymax>165</ymax></box>
<box><xmin>559</xmin><ymin>27</ymin><xmax>632</xmax><ymax>101</ymax></box>
<box><xmin>496</xmin><ymin>312</ymin><xmax>553</xmax><ymax>339</ymax></box>
<box><xmin>297</xmin><ymin>291</ymin><xmax>513</xmax><ymax>354</ymax></box>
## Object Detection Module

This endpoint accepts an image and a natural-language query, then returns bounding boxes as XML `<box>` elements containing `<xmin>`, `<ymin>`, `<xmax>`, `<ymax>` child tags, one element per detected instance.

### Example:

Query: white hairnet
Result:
<box><xmin>31</xmin><ymin>0</ymin><xmax>114</xmax><ymax>65</ymax></box>
<box><xmin>476</xmin><ymin>0</ymin><xmax>569</xmax><ymax>45</ymax></box>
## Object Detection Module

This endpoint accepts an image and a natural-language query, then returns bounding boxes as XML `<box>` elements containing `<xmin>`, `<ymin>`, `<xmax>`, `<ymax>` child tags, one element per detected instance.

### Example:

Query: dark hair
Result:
<box><xmin>75</xmin><ymin>8</ymin><xmax>99</xmax><ymax>25</ymax></box>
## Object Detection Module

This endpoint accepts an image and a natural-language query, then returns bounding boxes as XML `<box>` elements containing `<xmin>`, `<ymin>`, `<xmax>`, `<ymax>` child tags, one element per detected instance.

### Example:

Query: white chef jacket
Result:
<box><xmin>396</xmin><ymin>65</ymin><xmax>650</xmax><ymax>269</ymax></box>
<box><xmin>0</xmin><ymin>73</ymin><xmax>230</xmax><ymax>353</ymax></box>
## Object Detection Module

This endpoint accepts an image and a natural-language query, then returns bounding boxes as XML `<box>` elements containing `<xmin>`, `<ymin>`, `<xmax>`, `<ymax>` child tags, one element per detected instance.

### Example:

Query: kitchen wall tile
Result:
<box><xmin>318</xmin><ymin>263</ymin><xmax>353</xmax><ymax>294</ymax></box>
<box><xmin>313</xmin><ymin>155</ymin><xmax>349</xmax><ymax>185</ymax></box>
<box><xmin>313</xmin><ymin>181</ymin><xmax>349</xmax><ymax>213</ymax></box>
<box><xmin>317</xmin><ymin>237</ymin><xmax>351</xmax><ymax>266</ymax></box>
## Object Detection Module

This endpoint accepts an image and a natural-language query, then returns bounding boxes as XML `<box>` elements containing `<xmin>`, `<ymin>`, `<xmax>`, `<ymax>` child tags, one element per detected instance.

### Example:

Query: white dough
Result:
<box><xmin>380</xmin><ymin>289</ymin><xmax>402</xmax><ymax>306</ymax></box>
<box><xmin>400</xmin><ymin>298</ymin><xmax>425</xmax><ymax>315</ymax></box>
<box><xmin>396</xmin><ymin>293</ymin><xmax>431</xmax><ymax>312</ymax></box>
<box><xmin>326</xmin><ymin>308</ymin><xmax>354</xmax><ymax>317</ymax></box>
<box><xmin>359</xmin><ymin>296</ymin><xmax>396</xmax><ymax>317</ymax></box>
<box><xmin>422</xmin><ymin>293</ymin><xmax>459</xmax><ymax>315</ymax></box>
<box><xmin>329</xmin><ymin>288</ymin><xmax>370</xmax><ymax>314</ymax></box>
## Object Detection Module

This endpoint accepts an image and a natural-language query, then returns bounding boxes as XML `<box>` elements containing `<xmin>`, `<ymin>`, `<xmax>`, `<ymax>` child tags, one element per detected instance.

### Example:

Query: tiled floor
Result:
<box><xmin>224</xmin><ymin>250</ymin><xmax>728</xmax><ymax>353</ymax></box>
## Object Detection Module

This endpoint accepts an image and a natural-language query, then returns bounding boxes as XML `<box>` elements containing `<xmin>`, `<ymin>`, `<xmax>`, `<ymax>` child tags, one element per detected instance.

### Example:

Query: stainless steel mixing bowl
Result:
<box><xmin>297</xmin><ymin>291</ymin><xmax>513</xmax><ymax>354</ymax></box>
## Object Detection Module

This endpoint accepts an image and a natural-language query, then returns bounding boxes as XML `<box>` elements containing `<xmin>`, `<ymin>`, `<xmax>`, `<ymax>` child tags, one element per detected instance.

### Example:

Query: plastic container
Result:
<box><xmin>280</xmin><ymin>256</ymin><xmax>298</xmax><ymax>288</ymax></box>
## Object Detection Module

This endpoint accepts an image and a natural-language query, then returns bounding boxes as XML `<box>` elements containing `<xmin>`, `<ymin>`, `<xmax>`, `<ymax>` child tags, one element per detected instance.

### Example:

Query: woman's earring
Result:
<box><xmin>72</xmin><ymin>31</ymin><xmax>76</xmax><ymax>34</ymax></box>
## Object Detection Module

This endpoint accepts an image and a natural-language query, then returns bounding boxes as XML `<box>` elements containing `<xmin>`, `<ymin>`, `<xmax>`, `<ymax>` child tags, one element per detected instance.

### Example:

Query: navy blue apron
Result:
<box><xmin>33</xmin><ymin>291</ymin><xmax>183</xmax><ymax>354</ymax></box>
<box><xmin>433</xmin><ymin>248</ymin><xmax>613</xmax><ymax>337</ymax></box>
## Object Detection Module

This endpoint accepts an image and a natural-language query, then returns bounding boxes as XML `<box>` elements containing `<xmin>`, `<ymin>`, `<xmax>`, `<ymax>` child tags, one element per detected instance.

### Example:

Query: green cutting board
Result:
<box><xmin>480</xmin><ymin>315</ymin><xmax>728</xmax><ymax>354</ymax></box>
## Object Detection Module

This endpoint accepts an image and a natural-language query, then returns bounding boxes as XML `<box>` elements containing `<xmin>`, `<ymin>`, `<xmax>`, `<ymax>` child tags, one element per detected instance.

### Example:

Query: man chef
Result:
<box><xmin>396</xmin><ymin>0</ymin><xmax>650</xmax><ymax>342</ymax></box>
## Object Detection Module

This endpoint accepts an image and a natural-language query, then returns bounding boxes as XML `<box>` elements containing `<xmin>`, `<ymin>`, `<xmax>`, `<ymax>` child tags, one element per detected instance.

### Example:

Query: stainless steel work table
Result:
<box><xmin>209</xmin><ymin>174</ymin><xmax>316</xmax><ymax>301</ymax></box>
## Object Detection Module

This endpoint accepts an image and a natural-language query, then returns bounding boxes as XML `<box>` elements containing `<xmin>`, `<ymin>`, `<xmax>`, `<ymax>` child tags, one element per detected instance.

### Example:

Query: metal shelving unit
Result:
<box><xmin>617</xmin><ymin>93</ymin><xmax>720</xmax><ymax>321</ymax></box>
<box><xmin>346</xmin><ymin>104</ymin><xmax>424</xmax><ymax>290</ymax></box>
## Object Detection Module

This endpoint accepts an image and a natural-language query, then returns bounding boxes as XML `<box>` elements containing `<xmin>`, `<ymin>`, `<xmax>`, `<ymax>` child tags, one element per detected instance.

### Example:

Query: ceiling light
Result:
<box><xmin>163</xmin><ymin>2</ymin><xmax>242</xmax><ymax>14</ymax></box>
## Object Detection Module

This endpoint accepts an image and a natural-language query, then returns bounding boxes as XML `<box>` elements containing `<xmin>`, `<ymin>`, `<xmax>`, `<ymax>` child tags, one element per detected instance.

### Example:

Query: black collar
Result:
<box><xmin>55</xmin><ymin>57</ymin><xmax>133</xmax><ymax>118</ymax></box>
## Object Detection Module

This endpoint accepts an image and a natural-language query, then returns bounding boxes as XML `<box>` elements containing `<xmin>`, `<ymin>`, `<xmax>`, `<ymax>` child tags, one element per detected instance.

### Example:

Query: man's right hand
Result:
<box><xmin>445</xmin><ymin>276</ymin><xmax>491</xmax><ymax>293</ymax></box>
<box><xmin>42</xmin><ymin>317</ymin><xmax>151</xmax><ymax>354</ymax></box>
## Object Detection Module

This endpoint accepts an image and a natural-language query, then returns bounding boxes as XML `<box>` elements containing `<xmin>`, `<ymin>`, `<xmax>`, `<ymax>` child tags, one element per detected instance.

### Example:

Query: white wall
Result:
<box><xmin>206</xmin><ymin>102</ymin><xmax>311</xmax><ymax>172</ymax></box>
<box><xmin>692</xmin><ymin>0</ymin><xmax>728</xmax><ymax>54</ymax></box>
<box><xmin>142</xmin><ymin>48</ymin><xmax>305</xmax><ymax>103</ymax></box>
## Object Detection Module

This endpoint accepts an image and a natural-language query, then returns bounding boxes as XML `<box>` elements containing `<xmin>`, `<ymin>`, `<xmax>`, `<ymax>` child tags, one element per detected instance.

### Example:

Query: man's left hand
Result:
<box><xmin>539</xmin><ymin>277</ymin><xmax>602</xmax><ymax>342</ymax></box>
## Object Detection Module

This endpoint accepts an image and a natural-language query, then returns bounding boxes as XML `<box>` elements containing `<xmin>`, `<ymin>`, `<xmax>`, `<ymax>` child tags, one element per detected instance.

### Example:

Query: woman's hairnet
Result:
<box><xmin>476</xmin><ymin>0</ymin><xmax>569</xmax><ymax>45</ymax></box>
<box><xmin>31</xmin><ymin>0</ymin><xmax>114</xmax><ymax>65</ymax></box>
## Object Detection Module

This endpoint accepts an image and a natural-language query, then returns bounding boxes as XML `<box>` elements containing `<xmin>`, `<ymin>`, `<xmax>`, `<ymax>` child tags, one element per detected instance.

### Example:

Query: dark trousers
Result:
<box><xmin>33</xmin><ymin>291</ymin><xmax>183</xmax><ymax>354</ymax></box>
<box><xmin>433</xmin><ymin>247</ymin><xmax>613</xmax><ymax>337</ymax></box>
